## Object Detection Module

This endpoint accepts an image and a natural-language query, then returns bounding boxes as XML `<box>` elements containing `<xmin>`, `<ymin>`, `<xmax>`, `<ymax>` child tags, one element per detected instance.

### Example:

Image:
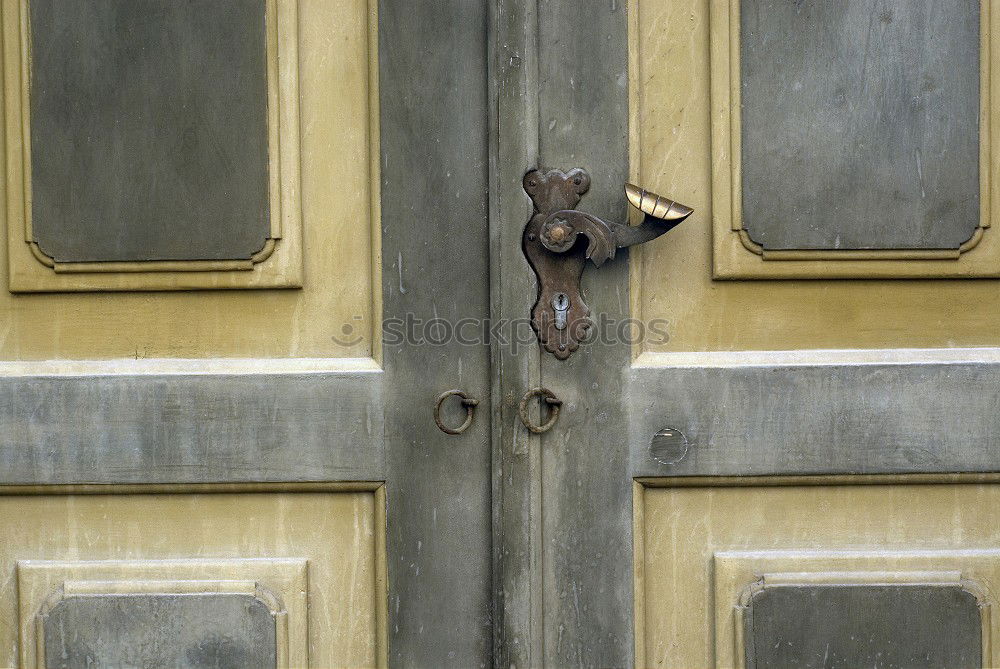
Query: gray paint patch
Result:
<box><xmin>745</xmin><ymin>585</ymin><xmax>982</xmax><ymax>668</ymax></box>
<box><xmin>0</xmin><ymin>370</ymin><xmax>383</xmax><ymax>485</ymax></box>
<box><xmin>629</xmin><ymin>358</ymin><xmax>1000</xmax><ymax>478</ymax></box>
<box><xmin>29</xmin><ymin>0</ymin><xmax>271</xmax><ymax>262</ymax></box>
<box><xmin>740</xmin><ymin>0</ymin><xmax>980</xmax><ymax>251</ymax></box>
<box><xmin>43</xmin><ymin>593</ymin><xmax>277</xmax><ymax>669</ymax></box>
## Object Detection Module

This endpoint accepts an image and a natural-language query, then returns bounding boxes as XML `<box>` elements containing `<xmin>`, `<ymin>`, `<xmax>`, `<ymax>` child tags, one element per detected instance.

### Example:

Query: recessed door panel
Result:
<box><xmin>1</xmin><ymin>490</ymin><xmax>383</xmax><ymax>669</ymax></box>
<box><xmin>629</xmin><ymin>0</ymin><xmax>1000</xmax><ymax>354</ymax></box>
<box><xmin>740</xmin><ymin>581</ymin><xmax>982</xmax><ymax>669</ymax></box>
<box><xmin>740</xmin><ymin>0</ymin><xmax>980</xmax><ymax>252</ymax></box>
<box><xmin>40</xmin><ymin>592</ymin><xmax>280</xmax><ymax>669</ymax></box>
<box><xmin>635</xmin><ymin>482</ymin><xmax>1000</xmax><ymax>668</ymax></box>
<box><xmin>28</xmin><ymin>0</ymin><xmax>272</xmax><ymax>265</ymax></box>
<box><xmin>1</xmin><ymin>0</ymin><xmax>377</xmax><ymax>359</ymax></box>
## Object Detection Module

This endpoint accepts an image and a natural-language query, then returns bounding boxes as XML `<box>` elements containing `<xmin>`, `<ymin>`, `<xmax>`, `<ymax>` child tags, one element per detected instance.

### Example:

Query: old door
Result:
<box><xmin>492</xmin><ymin>0</ymin><xmax>1000</xmax><ymax>667</ymax></box>
<box><xmin>0</xmin><ymin>0</ymin><xmax>491</xmax><ymax>667</ymax></box>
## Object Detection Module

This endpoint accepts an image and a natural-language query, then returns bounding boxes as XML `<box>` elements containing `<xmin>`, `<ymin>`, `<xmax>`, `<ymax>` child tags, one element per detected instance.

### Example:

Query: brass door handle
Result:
<box><xmin>522</xmin><ymin>168</ymin><xmax>693</xmax><ymax>359</ymax></box>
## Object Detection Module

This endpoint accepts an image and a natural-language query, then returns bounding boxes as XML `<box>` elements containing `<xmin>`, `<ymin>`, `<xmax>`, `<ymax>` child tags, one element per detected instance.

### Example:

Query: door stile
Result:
<box><xmin>534</xmin><ymin>1</ymin><xmax>635</xmax><ymax>666</ymax></box>
<box><xmin>379</xmin><ymin>0</ymin><xmax>494</xmax><ymax>665</ymax></box>
<box><xmin>489</xmin><ymin>0</ymin><xmax>545</xmax><ymax>666</ymax></box>
<box><xmin>491</xmin><ymin>0</ymin><xmax>638</xmax><ymax>665</ymax></box>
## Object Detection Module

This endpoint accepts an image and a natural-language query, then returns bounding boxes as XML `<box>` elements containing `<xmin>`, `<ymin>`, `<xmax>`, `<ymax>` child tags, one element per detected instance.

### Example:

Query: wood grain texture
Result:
<box><xmin>740</xmin><ymin>0</ymin><xmax>980</xmax><ymax>252</ymax></box>
<box><xmin>379</xmin><ymin>0</ymin><xmax>493</xmax><ymax>664</ymax></box>
<box><xmin>489</xmin><ymin>0</ymin><xmax>544</xmax><ymax>665</ymax></box>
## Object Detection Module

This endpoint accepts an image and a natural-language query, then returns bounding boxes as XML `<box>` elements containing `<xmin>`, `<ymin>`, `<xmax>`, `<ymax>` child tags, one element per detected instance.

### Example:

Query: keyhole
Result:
<box><xmin>552</xmin><ymin>293</ymin><xmax>570</xmax><ymax>331</ymax></box>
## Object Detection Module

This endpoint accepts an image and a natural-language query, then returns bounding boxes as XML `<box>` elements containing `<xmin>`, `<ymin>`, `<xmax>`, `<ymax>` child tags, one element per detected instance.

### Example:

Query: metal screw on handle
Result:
<box><xmin>434</xmin><ymin>389</ymin><xmax>480</xmax><ymax>435</ymax></box>
<box><xmin>518</xmin><ymin>387</ymin><xmax>563</xmax><ymax>434</ymax></box>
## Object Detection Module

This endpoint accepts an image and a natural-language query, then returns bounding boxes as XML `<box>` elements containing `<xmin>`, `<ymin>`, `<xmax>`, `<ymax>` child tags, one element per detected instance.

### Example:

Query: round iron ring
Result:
<box><xmin>518</xmin><ymin>387</ymin><xmax>563</xmax><ymax>434</ymax></box>
<box><xmin>434</xmin><ymin>389</ymin><xmax>480</xmax><ymax>435</ymax></box>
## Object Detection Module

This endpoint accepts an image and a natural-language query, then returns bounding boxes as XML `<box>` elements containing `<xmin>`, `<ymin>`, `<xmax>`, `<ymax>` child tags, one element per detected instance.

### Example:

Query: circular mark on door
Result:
<box><xmin>650</xmin><ymin>427</ymin><xmax>688</xmax><ymax>465</ymax></box>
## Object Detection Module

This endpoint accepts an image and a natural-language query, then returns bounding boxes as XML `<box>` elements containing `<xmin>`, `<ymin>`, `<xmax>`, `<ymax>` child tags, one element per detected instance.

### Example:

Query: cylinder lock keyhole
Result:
<box><xmin>551</xmin><ymin>292</ymin><xmax>570</xmax><ymax>330</ymax></box>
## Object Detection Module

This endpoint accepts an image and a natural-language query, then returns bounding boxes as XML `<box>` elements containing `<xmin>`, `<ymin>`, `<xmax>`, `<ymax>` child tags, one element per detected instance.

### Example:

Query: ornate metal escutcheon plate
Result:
<box><xmin>522</xmin><ymin>168</ymin><xmax>693</xmax><ymax>359</ymax></box>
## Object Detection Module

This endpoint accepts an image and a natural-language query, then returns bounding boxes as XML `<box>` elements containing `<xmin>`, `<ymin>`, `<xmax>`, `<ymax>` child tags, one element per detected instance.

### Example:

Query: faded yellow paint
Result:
<box><xmin>630</xmin><ymin>0</ymin><xmax>1000</xmax><ymax>353</ymax></box>
<box><xmin>706</xmin><ymin>0</ymin><xmax>1000</xmax><ymax>276</ymax></box>
<box><xmin>635</xmin><ymin>482</ymin><xmax>1000</xmax><ymax>668</ymax></box>
<box><xmin>0</xmin><ymin>490</ymin><xmax>383</xmax><ymax>669</ymax></box>
<box><xmin>0</xmin><ymin>0</ymin><xmax>378</xmax><ymax>359</ymax></box>
<box><xmin>5</xmin><ymin>0</ymin><xmax>304</xmax><ymax>287</ymax></box>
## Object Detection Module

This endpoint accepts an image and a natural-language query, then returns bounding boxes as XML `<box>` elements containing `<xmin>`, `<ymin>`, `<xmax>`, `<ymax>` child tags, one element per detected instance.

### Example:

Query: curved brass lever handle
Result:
<box><xmin>537</xmin><ymin>185</ymin><xmax>692</xmax><ymax>266</ymax></box>
<box><xmin>522</xmin><ymin>168</ymin><xmax>693</xmax><ymax>359</ymax></box>
<box><xmin>619</xmin><ymin>184</ymin><xmax>694</xmax><ymax>247</ymax></box>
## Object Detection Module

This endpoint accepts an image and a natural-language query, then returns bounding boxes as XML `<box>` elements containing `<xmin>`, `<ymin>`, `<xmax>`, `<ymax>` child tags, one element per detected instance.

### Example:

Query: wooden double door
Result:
<box><xmin>3</xmin><ymin>0</ymin><xmax>1000</xmax><ymax>668</ymax></box>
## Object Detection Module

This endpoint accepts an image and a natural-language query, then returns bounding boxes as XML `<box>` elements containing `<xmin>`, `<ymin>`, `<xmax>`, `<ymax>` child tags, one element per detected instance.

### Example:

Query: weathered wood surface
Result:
<box><xmin>380</xmin><ymin>0</ymin><xmax>494</xmax><ymax>664</ymax></box>
<box><xmin>744</xmin><ymin>584</ymin><xmax>981</xmax><ymax>669</ymax></box>
<box><xmin>532</xmin><ymin>0</ymin><xmax>635</xmax><ymax>666</ymax></box>
<box><xmin>630</xmin><ymin>354</ymin><xmax>1000</xmax><ymax>477</ymax></box>
<box><xmin>0</xmin><ymin>369</ymin><xmax>382</xmax><ymax>484</ymax></box>
<box><xmin>44</xmin><ymin>594</ymin><xmax>278</xmax><ymax>669</ymax></box>
<box><xmin>489</xmin><ymin>0</ymin><xmax>544</xmax><ymax>665</ymax></box>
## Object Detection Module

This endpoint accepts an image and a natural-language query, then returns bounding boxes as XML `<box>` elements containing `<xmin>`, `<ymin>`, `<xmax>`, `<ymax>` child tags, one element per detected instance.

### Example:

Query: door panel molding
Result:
<box><xmin>5</xmin><ymin>491</ymin><xmax>386</xmax><ymax>669</ymax></box>
<box><xmin>708</xmin><ymin>0</ymin><xmax>1000</xmax><ymax>278</ymax></box>
<box><xmin>729</xmin><ymin>568</ymin><xmax>989</xmax><ymax>669</ymax></box>
<box><xmin>629</xmin><ymin>349</ymin><xmax>1000</xmax><ymax>478</ymax></box>
<box><xmin>20</xmin><ymin>560</ymin><xmax>307</xmax><ymax>669</ymax></box>
<box><xmin>634</xmin><ymin>482</ymin><xmax>1000</xmax><ymax>669</ymax></box>
<box><xmin>4</xmin><ymin>0</ymin><xmax>307</xmax><ymax>291</ymax></box>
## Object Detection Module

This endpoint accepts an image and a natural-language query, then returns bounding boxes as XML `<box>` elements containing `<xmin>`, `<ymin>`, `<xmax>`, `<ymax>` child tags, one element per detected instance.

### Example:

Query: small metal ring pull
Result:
<box><xmin>434</xmin><ymin>389</ymin><xmax>480</xmax><ymax>435</ymax></box>
<box><xmin>518</xmin><ymin>387</ymin><xmax>563</xmax><ymax>434</ymax></box>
